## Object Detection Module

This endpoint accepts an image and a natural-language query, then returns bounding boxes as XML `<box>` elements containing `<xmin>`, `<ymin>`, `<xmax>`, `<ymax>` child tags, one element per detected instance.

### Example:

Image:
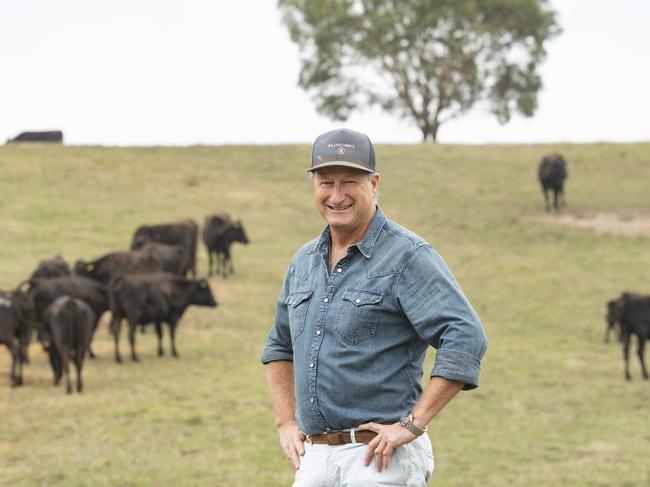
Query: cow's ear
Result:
<box><xmin>86</xmin><ymin>263</ymin><xmax>94</xmax><ymax>271</ymax></box>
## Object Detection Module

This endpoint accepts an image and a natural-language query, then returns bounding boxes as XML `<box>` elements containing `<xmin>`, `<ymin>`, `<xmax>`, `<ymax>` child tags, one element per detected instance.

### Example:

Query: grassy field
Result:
<box><xmin>1</xmin><ymin>141</ymin><xmax>649</xmax><ymax>486</ymax></box>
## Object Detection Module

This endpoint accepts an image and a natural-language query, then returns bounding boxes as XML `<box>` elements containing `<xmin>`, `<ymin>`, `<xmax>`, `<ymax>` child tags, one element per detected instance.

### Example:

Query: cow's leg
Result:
<box><xmin>225</xmin><ymin>246</ymin><xmax>234</xmax><ymax>276</ymax></box>
<box><xmin>221</xmin><ymin>252</ymin><xmax>229</xmax><ymax>278</ymax></box>
<box><xmin>20</xmin><ymin>326</ymin><xmax>32</xmax><ymax>364</ymax></box>
<box><xmin>16</xmin><ymin>342</ymin><xmax>23</xmax><ymax>386</ymax></box>
<box><xmin>110</xmin><ymin>315</ymin><xmax>123</xmax><ymax>363</ymax></box>
<box><xmin>155</xmin><ymin>322</ymin><xmax>164</xmax><ymax>356</ymax></box>
<box><xmin>75</xmin><ymin>347</ymin><xmax>85</xmax><ymax>392</ymax></box>
<box><xmin>9</xmin><ymin>343</ymin><xmax>20</xmax><ymax>387</ymax></box>
<box><xmin>217</xmin><ymin>251</ymin><xmax>225</xmax><ymax>277</ymax></box>
<box><xmin>17</xmin><ymin>329</ymin><xmax>30</xmax><ymax>384</ymax></box>
<box><xmin>49</xmin><ymin>348</ymin><xmax>62</xmax><ymax>386</ymax></box>
<box><xmin>207</xmin><ymin>250</ymin><xmax>214</xmax><ymax>277</ymax></box>
<box><xmin>61</xmin><ymin>346</ymin><xmax>72</xmax><ymax>394</ymax></box>
<box><xmin>553</xmin><ymin>188</ymin><xmax>559</xmax><ymax>211</ymax></box>
<box><xmin>87</xmin><ymin>316</ymin><xmax>100</xmax><ymax>359</ymax></box>
<box><xmin>637</xmin><ymin>334</ymin><xmax>648</xmax><ymax>380</ymax></box>
<box><xmin>623</xmin><ymin>334</ymin><xmax>632</xmax><ymax>380</ymax></box>
<box><xmin>128</xmin><ymin>320</ymin><xmax>139</xmax><ymax>362</ymax></box>
<box><xmin>170</xmin><ymin>321</ymin><xmax>179</xmax><ymax>358</ymax></box>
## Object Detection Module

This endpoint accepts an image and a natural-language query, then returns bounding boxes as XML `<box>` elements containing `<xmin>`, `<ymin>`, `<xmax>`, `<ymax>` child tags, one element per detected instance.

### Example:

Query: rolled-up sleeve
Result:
<box><xmin>395</xmin><ymin>245</ymin><xmax>487</xmax><ymax>389</ymax></box>
<box><xmin>261</xmin><ymin>265</ymin><xmax>294</xmax><ymax>364</ymax></box>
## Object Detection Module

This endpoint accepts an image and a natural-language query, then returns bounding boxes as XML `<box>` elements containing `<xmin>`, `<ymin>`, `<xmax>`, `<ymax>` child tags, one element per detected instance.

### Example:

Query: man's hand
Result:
<box><xmin>277</xmin><ymin>419</ymin><xmax>306</xmax><ymax>470</ymax></box>
<box><xmin>357</xmin><ymin>421</ymin><xmax>417</xmax><ymax>472</ymax></box>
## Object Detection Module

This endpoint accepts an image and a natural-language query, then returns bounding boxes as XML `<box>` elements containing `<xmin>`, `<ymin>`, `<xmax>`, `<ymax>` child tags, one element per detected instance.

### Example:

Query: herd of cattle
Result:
<box><xmin>0</xmin><ymin>214</ymin><xmax>249</xmax><ymax>393</ymax></box>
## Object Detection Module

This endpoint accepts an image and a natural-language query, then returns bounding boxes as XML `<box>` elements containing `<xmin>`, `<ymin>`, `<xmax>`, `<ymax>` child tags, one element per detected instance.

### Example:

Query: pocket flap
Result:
<box><xmin>342</xmin><ymin>289</ymin><xmax>383</xmax><ymax>306</ymax></box>
<box><xmin>286</xmin><ymin>291</ymin><xmax>313</xmax><ymax>308</ymax></box>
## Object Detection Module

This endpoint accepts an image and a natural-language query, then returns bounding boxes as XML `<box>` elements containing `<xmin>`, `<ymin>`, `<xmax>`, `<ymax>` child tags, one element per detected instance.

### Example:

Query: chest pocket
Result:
<box><xmin>335</xmin><ymin>289</ymin><xmax>384</xmax><ymax>346</ymax></box>
<box><xmin>286</xmin><ymin>291</ymin><xmax>313</xmax><ymax>340</ymax></box>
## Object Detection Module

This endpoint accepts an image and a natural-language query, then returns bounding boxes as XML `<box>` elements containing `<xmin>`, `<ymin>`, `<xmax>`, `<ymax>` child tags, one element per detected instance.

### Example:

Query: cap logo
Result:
<box><xmin>336</xmin><ymin>146</ymin><xmax>346</xmax><ymax>155</ymax></box>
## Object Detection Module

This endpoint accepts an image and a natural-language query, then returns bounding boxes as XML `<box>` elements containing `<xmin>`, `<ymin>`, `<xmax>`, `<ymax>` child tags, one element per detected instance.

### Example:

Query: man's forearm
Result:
<box><xmin>266</xmin><ymin>360</ymin><xmax>297</xmax><ymax>427</ymax></box>
<box><xmin>411</xmin><ymin>376</ymin><xmax>465</xmax><ymax>429</ymax></box>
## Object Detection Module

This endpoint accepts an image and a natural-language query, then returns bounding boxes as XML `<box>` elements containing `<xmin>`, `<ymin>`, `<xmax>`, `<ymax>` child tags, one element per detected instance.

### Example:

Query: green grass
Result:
<box><xmin>1</xmin><ymin>142</ymin><xmax>649</xmax><ymax>486</ymax></box>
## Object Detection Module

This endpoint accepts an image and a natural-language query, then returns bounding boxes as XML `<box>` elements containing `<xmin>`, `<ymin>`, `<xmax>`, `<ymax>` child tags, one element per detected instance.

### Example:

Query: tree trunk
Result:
<box><xmin>431</xmin><ymin>121</ymin><xmax>439</xmax><ymax>142</ymax></box>
<box><xmin>420</xmin><ymin>121</ymin><xmax>440</xmax><ymax>142</ymax></box>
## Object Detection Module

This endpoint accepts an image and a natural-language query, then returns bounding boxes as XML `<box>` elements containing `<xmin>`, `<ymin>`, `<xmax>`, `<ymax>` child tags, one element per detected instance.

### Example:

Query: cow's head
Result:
<box><xmin>191</xmin><ymin>279</ymin><xmax>218</xmax><ymax>308</ymax></box>
<box><xmin>605</xmin><ymin>298</ymin><xmax>623</xmax><ymax>343</ymax></box>
<box><xmin>232</xmin><ymin>221</ymin><xmax>250</xmax><ymax>245</ymax></box>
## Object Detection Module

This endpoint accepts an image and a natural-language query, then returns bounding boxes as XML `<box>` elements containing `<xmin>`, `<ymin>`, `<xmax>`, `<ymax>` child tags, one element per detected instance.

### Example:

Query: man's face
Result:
<box><xmin>313</xmin><ymin>166</ymin><xmax>379</xmax><ymax>233</ymax></box>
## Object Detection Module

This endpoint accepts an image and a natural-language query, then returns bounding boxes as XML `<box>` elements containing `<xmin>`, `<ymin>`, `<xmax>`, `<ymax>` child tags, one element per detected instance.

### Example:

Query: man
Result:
<box><xmin>261</xmin><ymin>128</ymin><xmax>487</xmax><ymax>486</ymax></box>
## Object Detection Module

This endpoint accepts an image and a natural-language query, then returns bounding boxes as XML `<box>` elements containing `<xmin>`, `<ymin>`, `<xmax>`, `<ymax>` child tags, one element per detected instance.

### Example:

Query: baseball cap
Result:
<box><xmin>308</xmin><ymin>128</ymin><xmax>375</xmax><ymax>173</ymax></box>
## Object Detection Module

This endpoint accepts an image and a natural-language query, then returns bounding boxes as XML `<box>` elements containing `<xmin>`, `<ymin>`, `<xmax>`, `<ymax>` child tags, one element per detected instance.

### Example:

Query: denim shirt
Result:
<box><xmin>261</xmin><ymin>206</ymin><xmax>487</xmax><ymax>435</ymax></box>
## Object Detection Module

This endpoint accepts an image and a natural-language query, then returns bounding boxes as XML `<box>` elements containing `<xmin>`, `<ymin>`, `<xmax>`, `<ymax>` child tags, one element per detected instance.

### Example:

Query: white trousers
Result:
<box><xmin>293</xmin><ymin>433</ymin><xmax>434</xmax><ymax>487</ymax></box>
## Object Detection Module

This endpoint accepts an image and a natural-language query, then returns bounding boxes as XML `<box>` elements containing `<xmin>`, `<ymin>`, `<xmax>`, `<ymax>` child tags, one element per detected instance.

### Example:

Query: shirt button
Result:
<box><xmin>355</xmin><ymin>299</ymin><xmax>361</xmax><ymax>304</ymax></box>
<box><xmin>309</xmin><ymin>362</ymin><xmax>314</xmax><ymax>368</ymax></box>
<box><xmin>323</xmin><ymin>298</ymin><xmax>329</xmax><ymax>303</ymax></box>
<box><xmin>316</xmin><ymin>330</ymin><xmax>321</xmax><ymax>335</ymax></box>
<box><xmin>336</xmin><ymin>268</ymin><xmax>342</xmax><ymax>273</ymax></box>
<box><xmin>310</xmin><ymin>397</ymin><xmax>314</xmax><ymax>402</ymax></box>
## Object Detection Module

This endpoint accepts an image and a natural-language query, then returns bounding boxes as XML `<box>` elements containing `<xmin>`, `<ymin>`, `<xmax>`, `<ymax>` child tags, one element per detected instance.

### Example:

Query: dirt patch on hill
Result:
<box><xmin>526</xmin><ymin>212</ymin><xmax>650</xmax><ymax>237</ymax></box>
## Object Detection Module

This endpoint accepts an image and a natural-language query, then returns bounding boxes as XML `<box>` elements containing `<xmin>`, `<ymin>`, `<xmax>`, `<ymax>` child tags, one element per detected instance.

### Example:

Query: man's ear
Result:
<box><xmin>371</xmin><ymin>172</ymin><xmax>380</xmax><ymax>190</ymax></box>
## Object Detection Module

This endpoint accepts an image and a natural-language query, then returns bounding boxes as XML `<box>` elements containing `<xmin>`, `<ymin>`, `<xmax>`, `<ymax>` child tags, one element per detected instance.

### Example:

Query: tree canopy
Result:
<box><xmin>279</xmin><ymin>0</ymin><xmax>561</xmax><ymax>141</ymax></box>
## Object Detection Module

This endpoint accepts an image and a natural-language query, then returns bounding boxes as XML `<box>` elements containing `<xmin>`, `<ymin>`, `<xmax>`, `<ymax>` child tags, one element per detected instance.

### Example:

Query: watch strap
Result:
<box><xmin>399</xmin><ymin>412</ymin><xmax>427</xmax><ymax>436</ymax></box>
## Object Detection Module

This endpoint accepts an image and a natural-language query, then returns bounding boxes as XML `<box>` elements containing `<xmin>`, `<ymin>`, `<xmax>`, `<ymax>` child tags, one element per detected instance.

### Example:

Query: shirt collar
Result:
<box><xmin>307</xmin><ymin>205</ymin><xmax>386</xmax><ymax>258</ymax></box>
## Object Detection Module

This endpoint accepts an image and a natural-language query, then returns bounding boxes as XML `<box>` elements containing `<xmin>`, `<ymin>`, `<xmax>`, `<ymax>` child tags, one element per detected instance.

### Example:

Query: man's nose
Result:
<box><xmin>328</xmin><ymin>184</ymin><xmax>346</xmax><ymax>203</ymax></box>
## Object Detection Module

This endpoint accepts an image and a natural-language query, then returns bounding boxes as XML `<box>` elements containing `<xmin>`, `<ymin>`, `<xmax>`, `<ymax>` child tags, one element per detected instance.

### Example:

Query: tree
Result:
<box><xmin>279</xmin><ymin>0</ymin><xmax>561</xmax><ymax>142</ymax></box>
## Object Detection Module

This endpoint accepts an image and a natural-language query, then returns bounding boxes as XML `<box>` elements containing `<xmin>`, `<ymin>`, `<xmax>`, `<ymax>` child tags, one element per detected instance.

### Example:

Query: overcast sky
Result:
<box><xmin>1</xmin><ymin>0</ymin><xmax>648</xmax><ymax>145</ymax></box>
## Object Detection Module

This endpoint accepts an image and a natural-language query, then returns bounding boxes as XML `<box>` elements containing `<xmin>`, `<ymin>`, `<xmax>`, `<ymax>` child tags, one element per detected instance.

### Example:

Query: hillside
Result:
<box><xmin>1</xmin><ymin>142</ymin><xmax>649</xmax><ymax>486</ymax></box>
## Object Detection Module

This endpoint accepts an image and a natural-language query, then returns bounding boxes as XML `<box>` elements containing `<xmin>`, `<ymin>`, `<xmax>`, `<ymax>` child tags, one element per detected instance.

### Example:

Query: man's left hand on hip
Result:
<box><xmin>357</xmin><ymin>421</ymin><xmax>418</xmax><ymax>472</ymax></box>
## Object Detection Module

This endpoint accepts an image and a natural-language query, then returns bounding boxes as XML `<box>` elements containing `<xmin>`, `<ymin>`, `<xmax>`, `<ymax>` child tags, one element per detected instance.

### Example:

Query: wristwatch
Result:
<box><xmin>399</xmin><ymin>412</ymin><xmax>427</xmax><ymax>436</ymax></box>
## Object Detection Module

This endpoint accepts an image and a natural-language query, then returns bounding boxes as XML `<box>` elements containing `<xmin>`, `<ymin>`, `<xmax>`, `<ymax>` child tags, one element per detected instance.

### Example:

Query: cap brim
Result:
<box><xmin>307</xmin><ymin>160</ymin><xmax>374</xmax><ymax>173</ymax></box>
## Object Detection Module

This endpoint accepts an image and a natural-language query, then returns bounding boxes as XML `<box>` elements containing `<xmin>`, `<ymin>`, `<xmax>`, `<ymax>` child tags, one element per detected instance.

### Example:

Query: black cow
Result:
<box><xmin>0</xmin><ymin>290</ymin><xmax>35</xmax><ymax>387</ymax></box>
<box><xmin>109</xmin><ymin>273</ymin><xmax>217</xmax><ymax>363</ymax></box>
<box><xmin>203</xmin><ymin>215</ymin><xmax>249</xmax><ymax>277</ymax></box>
<box><xmin>610</xmin><ymin>292</ymin><xmax>650</xmax><ymax>380</ymax></box>
<box><xmin>30</xmin><ymin>255</ymin><xmax>71</xmax><ymax>279</ymax></box>
<box><xmin>26</xmin><ymin>276</ymin><xmax>109</xmax><ymax>359</ymax></box>
<box><xmin>131</xmin><ymin>219</ymin><xmax>198</xmax><ymax>277</ymax></box>
<box><xmin>203</xmin><ymin>212</ymin><xmax>231</xmax><ymax>276</ymax></box>
<box><xmin>7</xmin><ymin>130</ymin><xmax>63</xmax><ymax>143</ymax></box>
<box><xmin>40</xmin><ymin>296</ymin><xmax>95</xmax><ymax>394</ymax></box>
<box><xmin>74</xmin><ymin>249</ymin><xmax>164</xmax><ymax>285</ymax></box>
<box><xmin>538</xmin><ymin>151</ymin><xmax>568</xmax><ymax>211</ymax></box>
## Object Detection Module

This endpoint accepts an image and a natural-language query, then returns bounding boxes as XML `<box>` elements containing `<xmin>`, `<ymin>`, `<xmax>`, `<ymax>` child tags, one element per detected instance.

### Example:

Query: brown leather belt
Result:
<box><xmin>307</xmin><ymin>429</ymin><xmax>378</xmax><ymax>445</ymax></box>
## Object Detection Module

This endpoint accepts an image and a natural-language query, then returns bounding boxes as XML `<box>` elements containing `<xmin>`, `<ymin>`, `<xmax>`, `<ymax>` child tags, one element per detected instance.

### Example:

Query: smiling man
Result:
<box><xmin>261</xmin><ymin>128</ymin><xmax>487</xmax><ymax>486</ymax></box>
